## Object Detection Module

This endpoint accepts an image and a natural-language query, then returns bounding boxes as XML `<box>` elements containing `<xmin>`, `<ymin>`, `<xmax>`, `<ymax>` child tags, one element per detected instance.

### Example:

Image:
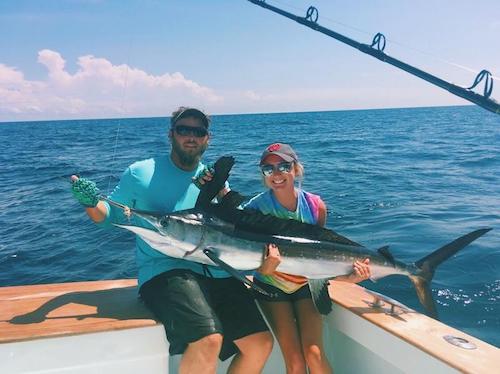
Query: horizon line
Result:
<box><xmin>0</xmin><ymin>104</ymin><xmax>474</xmax><ymax>125</ymax></box>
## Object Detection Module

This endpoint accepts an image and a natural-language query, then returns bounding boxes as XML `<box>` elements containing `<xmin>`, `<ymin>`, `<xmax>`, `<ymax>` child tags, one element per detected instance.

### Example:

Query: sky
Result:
<box><xmin>1</xmin><ymin>0</ymin><xmax>499</xmax><ymax>122</ymax></box>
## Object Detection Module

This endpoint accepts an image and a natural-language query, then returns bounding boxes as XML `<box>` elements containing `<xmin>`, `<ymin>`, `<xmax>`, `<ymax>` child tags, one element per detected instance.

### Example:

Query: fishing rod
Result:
<box><xmin>101</xmin><ymin>196</ymin><xmax>161</xmax><ymax>217</ymax></box>
<box><xmin>247</xmin><ymin>0</ymin><xmax>500</xmax><ymax>115</ymax></box>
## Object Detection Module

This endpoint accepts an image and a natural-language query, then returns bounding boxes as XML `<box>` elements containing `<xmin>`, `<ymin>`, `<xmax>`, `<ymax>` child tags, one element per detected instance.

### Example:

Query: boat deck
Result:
<box><xmin>1</xmin><ymin>279</ymin><xmax>498</xmax><ymax>373</ymax></box>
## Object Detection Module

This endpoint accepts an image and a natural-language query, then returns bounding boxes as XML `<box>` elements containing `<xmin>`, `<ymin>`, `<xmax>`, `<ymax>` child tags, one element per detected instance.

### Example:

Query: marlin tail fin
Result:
<box><xmin>409</xmin><ymin>228</ymin><xmax>491</xmax><ymax>319</ymax></box>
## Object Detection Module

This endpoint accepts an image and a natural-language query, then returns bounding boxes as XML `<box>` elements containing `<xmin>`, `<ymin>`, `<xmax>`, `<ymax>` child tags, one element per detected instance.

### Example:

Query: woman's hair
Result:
<box><xmin>294</xmin><ymin>161</ymin><xmax>304</xmax><ymax>179</ymax></box>
<box><xmin>294</xmin><ymin>161</ymin><xmax>304</xmax><ymax>189</ymax></box>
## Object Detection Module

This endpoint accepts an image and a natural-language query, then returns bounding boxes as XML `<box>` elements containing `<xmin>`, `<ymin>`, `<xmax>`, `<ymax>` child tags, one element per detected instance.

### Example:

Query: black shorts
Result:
<box><xmin>139</xmin><ymin>269</ymin><xmax>269</xmax><ymax>361</ymax></box>
<box><xmin>253</xmin><ymin>277</ymin><xmax>312</xmax><ymax>302</ymax></box>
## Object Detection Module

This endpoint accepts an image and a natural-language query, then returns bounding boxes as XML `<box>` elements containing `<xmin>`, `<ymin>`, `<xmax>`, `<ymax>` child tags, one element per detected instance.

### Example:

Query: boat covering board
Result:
<box><xmin>327</xmin><ymin>280</ymin><xmax>499</xmax><ymax>374</ymax></box>
<box><xmin>0</xmin><ymin>279</ymin><xmax>157</xmax><ymax>343</ymax></box>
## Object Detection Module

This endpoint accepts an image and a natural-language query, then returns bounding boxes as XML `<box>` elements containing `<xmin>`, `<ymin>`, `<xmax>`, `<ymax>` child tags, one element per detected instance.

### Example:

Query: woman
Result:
<box><xmin>244</xmin><ymin>143</ymin><xmax>371</xmax><ymax>374</ymax></box>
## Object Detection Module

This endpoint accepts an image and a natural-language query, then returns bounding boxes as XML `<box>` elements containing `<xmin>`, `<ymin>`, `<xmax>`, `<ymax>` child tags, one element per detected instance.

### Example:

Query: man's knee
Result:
<box><xmin>180</xmin><ymin>334</ymin><xmax>223</xmax><ymax>374</ymax></box>
<box><xmin>191</xmin><ymin>333</ymin><xmax>223</xmax><ymax>353</ymax></box>
<box><xmin>238</xmin><ymin>331</ymin><xmax>274</xmax><ymax>357</ymax></box>
<box><xmin>259</xmin><ymin>331</ymin><xmax>274</xmax><ymax>355</ymax></box>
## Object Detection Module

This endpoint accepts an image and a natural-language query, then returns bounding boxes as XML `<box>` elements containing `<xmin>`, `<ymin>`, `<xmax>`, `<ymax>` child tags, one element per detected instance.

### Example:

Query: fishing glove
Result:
<box><xmin>71</xmin><ymin>177</ymin><xmax>101</xmax><ymax>207</ymax></box>
<box><xmin>192</xmin><ymin>163</ymin><xmax>215</xmax><ymax>189</ymax></box>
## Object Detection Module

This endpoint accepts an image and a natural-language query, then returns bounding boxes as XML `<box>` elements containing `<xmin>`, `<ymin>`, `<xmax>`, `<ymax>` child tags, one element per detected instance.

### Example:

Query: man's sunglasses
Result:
<box><xmin>260</xmin><ymin>162</ymin><xmax>294</xmax><ymax>177</ymax></box>
<box><xmin>173</xmin><ymin>125</ymin><xmax>208</xmax><ymax>138</ymax></box>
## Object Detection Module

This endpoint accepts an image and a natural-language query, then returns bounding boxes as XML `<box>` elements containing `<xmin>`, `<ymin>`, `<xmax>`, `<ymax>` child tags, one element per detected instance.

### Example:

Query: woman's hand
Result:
<box><xmin>336</xmin><ymin>258</ymin><xmax>371</xmax><ymax>283</ymax></box>
<box><xmin>257</xmin><ymin>243</ymin><xmax>281</xmax><ymax>275</ymax></box>
<box><xmin>348</xmin><ymin>258</ymin><xmax>371</xmax><ymax>283</ymax></box>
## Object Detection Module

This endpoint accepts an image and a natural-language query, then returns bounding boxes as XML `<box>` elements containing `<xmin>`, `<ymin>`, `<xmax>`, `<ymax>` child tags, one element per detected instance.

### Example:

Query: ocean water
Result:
<box><xmin>0</xmin><ymin>105</ymin><xmax>499</xmax><ymax>347</ymax></box>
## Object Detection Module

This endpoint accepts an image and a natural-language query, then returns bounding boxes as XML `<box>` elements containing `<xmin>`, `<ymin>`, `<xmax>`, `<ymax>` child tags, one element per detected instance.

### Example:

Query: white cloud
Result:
<box><xmin>243</xmin><ymin>90</ymin><xmax>262</xmax><ymax>101</ymax></box>
<box><xmin>0</xmin><ymin>49</ymin><xmax>223</xmax><ymax>121</ymax></box>
<box><xmin>1</xmin><ymin>49</ymin><xmax>481</xmax><ymax>122</ymax></box>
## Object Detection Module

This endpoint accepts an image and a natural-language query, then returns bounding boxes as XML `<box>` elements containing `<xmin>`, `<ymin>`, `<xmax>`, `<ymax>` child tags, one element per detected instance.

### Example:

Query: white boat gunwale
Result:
<box><xmin>1</xmin><ymin>279</ymin><xmax>498</xmax><ymax>373</ymax></box>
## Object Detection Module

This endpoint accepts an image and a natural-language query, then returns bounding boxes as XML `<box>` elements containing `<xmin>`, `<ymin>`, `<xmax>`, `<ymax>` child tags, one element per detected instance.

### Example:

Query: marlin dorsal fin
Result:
<box><xmin>376</xmin><ymin>245</ymin><xmax>395</xmax><ymax>264</ymax></box>
<box><xmin>195</xmin><ymin>156</ymin><xmax>235</xmax><ymax>208</ymax></box>
<box><xmin>219</xmin><ymin>190</ymin><xmax>248</xmax><ymax>209</ymax></box>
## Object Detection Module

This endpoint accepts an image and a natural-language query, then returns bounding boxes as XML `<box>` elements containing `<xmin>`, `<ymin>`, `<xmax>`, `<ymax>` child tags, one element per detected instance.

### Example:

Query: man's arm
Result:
<box><xmin>84</xmin><ymin>201</ymin><xmax>108</xmax><ymax>223</ymax></box>
<box><xmin>71</xmin><ymin>167</ymin><xmax>138</xmax><ymax>226</ymax></box>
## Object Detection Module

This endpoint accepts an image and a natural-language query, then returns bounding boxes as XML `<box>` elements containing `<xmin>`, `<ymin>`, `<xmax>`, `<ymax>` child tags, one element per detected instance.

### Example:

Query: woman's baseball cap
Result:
<box><xmin>260</xmin><ymin>143</ymin><xmax>298</xmax><ymax>165</ymax></box>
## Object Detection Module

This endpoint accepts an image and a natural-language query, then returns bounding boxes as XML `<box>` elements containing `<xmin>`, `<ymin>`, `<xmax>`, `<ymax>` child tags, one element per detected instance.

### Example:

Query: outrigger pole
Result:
<box><xmin>247</xmin><ymin>0</ymin><xmax>500</xmax><ymax>115</ymax></box>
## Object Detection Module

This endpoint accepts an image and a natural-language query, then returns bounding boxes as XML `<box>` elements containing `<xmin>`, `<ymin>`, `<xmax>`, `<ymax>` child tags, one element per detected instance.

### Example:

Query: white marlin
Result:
<box><xmin>110</xmin><ymin>157</ymin><xmax>491</xmax><ymax>317</ymax></box>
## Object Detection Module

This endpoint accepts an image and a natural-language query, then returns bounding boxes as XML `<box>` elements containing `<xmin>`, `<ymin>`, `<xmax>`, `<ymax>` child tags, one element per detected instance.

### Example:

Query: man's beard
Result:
<box><xmin>171</xmin><ymin>137</ymin><xmax>208</xmax><ymax>168</ymax></box>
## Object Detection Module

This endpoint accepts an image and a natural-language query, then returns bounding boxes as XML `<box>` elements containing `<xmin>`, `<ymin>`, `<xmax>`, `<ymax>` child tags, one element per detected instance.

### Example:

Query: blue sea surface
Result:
<box><xmin>0</xmin><ymin>106</ymin><xmax>499</xmax><ymax>347</ymax></box>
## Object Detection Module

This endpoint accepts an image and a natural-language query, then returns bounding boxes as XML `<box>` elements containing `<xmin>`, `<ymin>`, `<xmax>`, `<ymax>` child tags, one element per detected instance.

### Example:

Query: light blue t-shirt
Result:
<box><xmin>99</xmin><ymin>154</ymin><xmax>230</xmax><ymax>287</ymax></box>
<box><xmin>243</xmin><ymin>189</ymin><xmax>320</xmax><ymax>225</ymax></box>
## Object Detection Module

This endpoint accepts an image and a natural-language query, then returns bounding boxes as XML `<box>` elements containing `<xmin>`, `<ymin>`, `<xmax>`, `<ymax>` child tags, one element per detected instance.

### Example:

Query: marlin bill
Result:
<box><xmin>111</xmin><ymin>157</ymin><xmax>491</xmax><ymax>318</ymax></box>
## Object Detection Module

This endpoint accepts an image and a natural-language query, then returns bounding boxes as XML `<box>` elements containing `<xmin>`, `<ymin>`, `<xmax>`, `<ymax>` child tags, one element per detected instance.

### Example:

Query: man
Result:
<box><xmin>71</xmin><ymin>107</ymin><xmax>273</xmax><ymax>374</ymax></box>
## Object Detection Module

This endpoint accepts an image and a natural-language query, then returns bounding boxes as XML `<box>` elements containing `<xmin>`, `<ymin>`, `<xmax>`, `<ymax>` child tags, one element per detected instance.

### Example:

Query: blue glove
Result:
<box><xmin>71</xmin><ymin>176</ymin><xmax>101</xmax><ymax>207</ymax></box>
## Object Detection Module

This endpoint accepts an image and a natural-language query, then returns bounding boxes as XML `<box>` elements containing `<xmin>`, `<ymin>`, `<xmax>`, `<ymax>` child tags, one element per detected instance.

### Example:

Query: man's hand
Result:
<box><xmin>192</xmin><ymin>163</ymin><xmax>215</xmax><ymax>189</ymax></box>
<box><xmin>193</xmin><ymin>163</ymin><xmax>230</xmax><ymax>201</ymax></box>
<box><xmin>258</xmin><ymin>243</ymin><xmax>281</xmax><ymax>275</ymax></box>
<box><xmin>71</xmin><ymin>175</ymin><xmax>101</xmax><ymax>207</ymax></box>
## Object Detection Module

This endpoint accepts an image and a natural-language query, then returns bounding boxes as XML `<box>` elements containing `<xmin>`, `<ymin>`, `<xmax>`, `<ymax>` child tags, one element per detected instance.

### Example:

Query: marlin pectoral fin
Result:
<box><xmin>202</xmin><ymin>247</ymin><xmax>276</xmax><ymax>298</ymax></box>
<box><xmin>308</xmin><ymin>278</ymin><xmax>333</xmax><ymax>315</ymax></box>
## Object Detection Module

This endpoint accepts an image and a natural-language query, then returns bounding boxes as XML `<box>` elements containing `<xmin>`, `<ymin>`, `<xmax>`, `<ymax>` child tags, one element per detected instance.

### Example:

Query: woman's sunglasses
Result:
<box><xmin>260</xmin><ymin>162</ymin><xmax>294</xmax><ymax>177</ymax></box>
<box><xmin>173</xmin><ymin>125</ymin><xmax>208</xmax><ymax>138</ymax></box>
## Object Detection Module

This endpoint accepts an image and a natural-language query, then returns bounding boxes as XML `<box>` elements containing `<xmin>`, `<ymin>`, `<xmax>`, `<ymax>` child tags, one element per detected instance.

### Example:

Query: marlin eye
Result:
<box><xmin>160</xmin><ymin>217</ymin><xmax>169</xmax><ymax>227</ymax></box>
